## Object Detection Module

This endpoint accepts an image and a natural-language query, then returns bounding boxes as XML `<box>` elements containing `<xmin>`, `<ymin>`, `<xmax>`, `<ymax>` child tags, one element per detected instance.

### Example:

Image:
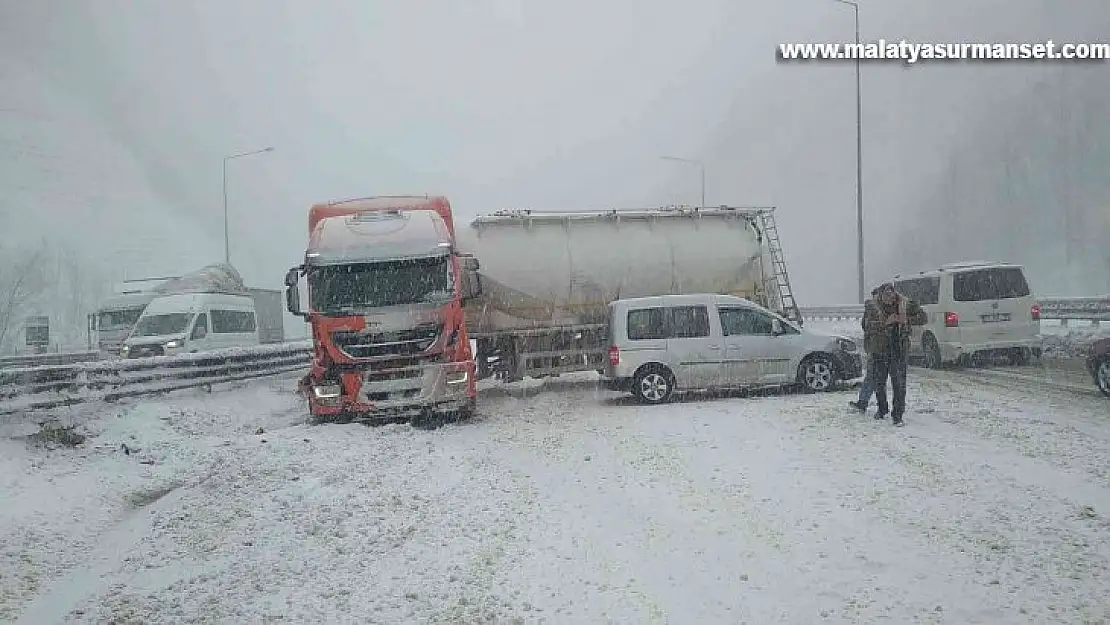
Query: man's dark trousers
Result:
<box><xmin>870</xmin><ymin>349</ymin><xmax>908</xmax><ymax>421</ymax></box>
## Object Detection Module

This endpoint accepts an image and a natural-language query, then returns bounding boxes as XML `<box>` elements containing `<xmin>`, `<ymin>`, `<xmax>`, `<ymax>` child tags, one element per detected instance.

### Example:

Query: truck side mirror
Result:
<box><xmin>284</xmin><ymin>266</ymin><xmax>302</xmax><ymax>288</ymax></box>
<box><xmin>458</xmin><ymin>255</ymin><xmax>482</xmax><ymax>302</ymax></box>
<box><xmin>285</xmin><ymin>284</ymin><xmax>306</xmax><ymax>318</ymax></box>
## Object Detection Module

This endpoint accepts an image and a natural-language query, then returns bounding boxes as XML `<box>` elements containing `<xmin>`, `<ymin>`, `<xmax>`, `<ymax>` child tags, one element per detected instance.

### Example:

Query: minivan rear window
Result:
<box><xmin>895</xmin><ymin>277</ymin><xmax>940</xmax><ymax>305</ymax></box>
<box><xmin>952</xmin><ymin>268</ymin><xmax>1031</xmax><ymax>302</ymax></box>
<box><xmin>627</xmin><ymin>308</ymin><xmax>666</xmax><ymax>340</ymax></box>
<box><xmin>626</xmin><ymin>305</ymin><xmax>710</xmax><ymax>340</ymax></box>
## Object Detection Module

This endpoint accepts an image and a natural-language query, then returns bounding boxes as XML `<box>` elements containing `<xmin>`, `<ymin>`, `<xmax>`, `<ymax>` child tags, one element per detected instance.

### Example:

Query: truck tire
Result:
<box><xmin>1096</xmin><ymin>358</ymin><xmax>1110</xmax><ymax>398</ymax></box>
<box><xmin>632</xmin><ymin>364</ymin><xmax>675</xmax><ymax>404</ymax></box>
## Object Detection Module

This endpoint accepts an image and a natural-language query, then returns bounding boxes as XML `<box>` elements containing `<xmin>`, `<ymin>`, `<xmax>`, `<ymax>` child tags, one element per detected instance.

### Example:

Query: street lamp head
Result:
<box><xmin>263</xmin><ymin>147</ymin><xmax>275</xmax><ymax>152</ymax></box>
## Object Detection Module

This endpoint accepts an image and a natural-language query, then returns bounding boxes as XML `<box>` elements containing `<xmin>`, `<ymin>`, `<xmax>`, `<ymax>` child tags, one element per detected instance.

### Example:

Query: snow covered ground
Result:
<box><xmin>2</xmin><ymin>364</ymin><xmax>1109</xmax><ymax>624</ymax></box>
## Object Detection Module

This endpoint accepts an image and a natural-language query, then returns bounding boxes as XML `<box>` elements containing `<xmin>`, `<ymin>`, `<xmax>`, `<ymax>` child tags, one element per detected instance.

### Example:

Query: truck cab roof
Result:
<box><xmin>306</xmin><ymin>209</ymin><xmax>453</xmax><ymax>266</ymax></box>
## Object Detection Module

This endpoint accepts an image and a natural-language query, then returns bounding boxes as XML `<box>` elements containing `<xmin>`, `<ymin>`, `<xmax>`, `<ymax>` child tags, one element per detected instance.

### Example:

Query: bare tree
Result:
<box><xmin>0</xmin><ymin>243</ymin><xmax>49</xmax><ymax>353</ymax></box>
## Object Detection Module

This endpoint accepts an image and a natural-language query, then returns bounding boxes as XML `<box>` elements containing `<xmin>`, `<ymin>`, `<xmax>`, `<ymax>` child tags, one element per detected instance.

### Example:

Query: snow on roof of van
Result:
<box><xmin>154</xmin><ymin>263</ymin><xmax>249</xmax><ymax>295</ymax></box>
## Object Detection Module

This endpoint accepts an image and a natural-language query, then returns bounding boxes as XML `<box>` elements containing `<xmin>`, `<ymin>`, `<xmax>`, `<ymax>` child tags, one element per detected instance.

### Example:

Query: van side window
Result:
<box><xmin>669</xmin><ymin>306</ymin><xmax>710</xmax><ymax>338</ymax></box>
<box><xmin>719</xmin><ymin>308</ymin><xmax>774</xmax><ymax>336</ymax></box>
<box><xmin>894</xmin><ymin>277</ymin><xmax>940</xmax><ymax>305</ymax></box>
<box><xmin>952</xmin><ymin>268</ymin><xmax>1030</xmax><ymax>302</ymax></box>
<box><xmin>191</xmin><ymin>313</ymin><xmax>208</xmax><ymax>339</ymax></box>
<box><xmin>627</xmin><ymin>308</ymin><xmax>666</xmax><ymax>340</ymax></box>
<box><xmin>211</xmin><ymin>310</ymin><xmax>258</xmax><ymax>333</ymax></box>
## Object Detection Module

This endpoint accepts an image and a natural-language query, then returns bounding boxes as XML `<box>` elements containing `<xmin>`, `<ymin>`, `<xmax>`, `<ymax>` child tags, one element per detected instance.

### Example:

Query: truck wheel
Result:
<box><xmin>798</xmin><ymin>354</ymin><xmax>836</xmax><ymax>392</ymax></box>
<box><xmin>1007</xmin><ymin>347</ymin><xmax>1030</xmax><ymax>366</ymax></box>
<box><xmin>632</xmin><ymin>364</ymin><xmax>675</xmax><ymax>404</ymax></box>
<box><xmin>1097</xmin><ymin>358</ymin><xmax>1110</xmax><ymax>398</ymax></box>
<box><xmin>922</xmin><ymin>334</ymin><xmax>942</xmax><ymax>369</ymax></box>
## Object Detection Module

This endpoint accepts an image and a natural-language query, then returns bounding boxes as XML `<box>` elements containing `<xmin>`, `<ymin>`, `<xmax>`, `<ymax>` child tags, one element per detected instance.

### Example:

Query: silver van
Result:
<box><xmin>602</xmin><ymin>293</ymin><xmax>862</xmax><ymax>403</ymax></box>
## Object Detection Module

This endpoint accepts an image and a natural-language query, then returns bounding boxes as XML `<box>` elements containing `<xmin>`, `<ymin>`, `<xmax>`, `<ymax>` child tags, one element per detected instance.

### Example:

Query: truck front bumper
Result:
<box><xmin>308</xmin><ymin>359</ymin><xmax>476</xmax><ymax>423</ymax></box>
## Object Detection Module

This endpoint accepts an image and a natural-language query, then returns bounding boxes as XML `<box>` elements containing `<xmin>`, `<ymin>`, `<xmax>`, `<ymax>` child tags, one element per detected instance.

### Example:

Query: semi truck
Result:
<box><xmin>88</xmin><ymin>277</ymin><xmax>179</xmax><ymax>355</ymax></box>
<box><xmin>284</xmin><ymin>195</ymin><xmax>800</xmax><ymax>425</ymax></box>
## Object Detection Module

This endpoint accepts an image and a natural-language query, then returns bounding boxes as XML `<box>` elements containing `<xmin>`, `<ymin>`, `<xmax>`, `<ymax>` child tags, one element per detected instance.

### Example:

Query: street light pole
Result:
<box><xmin>660</xmin><ymin>155</ymin><xmax>706</xmax><ymax>207</ymax></box>
<box><xmin>222</xmin><ymin>146</ymin><xmax>274</xmax><ymax>265</ymax></box>
<box><xmin>835</xmin><ymin>0</ymin><xmax>865</xmax><ymax>305</ymax></box>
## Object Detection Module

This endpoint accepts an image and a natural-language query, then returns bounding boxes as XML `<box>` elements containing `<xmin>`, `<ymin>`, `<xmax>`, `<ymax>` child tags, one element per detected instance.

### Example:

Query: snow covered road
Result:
<box><xmin>2</xmin><ymin>369</ymin><xmax>1109</xmax><ymax>624</ymax></box>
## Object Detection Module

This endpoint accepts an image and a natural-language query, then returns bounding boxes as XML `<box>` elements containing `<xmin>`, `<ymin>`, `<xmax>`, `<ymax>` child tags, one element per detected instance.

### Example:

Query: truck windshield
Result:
<box><xmin>133</xmin><ymin>313</ymin><xmax>194</xmax><ymax>337</ymax></box>
<box><xmin>308</xmin><ymin>255</ymin><xmax>452</xmax><ymax>313</ymax></box>
<box><xmin>99</xmin><ymin>308</ymin><xmax>144</xmax><ymax>329</ymax></box>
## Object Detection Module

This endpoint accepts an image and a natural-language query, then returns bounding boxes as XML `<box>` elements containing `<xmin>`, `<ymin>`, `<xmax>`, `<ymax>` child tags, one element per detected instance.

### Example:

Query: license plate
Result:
<box><xmin>981</xmin><ymin>313</ymin><xmax>1011</xmax><ymax>322</ymax></box>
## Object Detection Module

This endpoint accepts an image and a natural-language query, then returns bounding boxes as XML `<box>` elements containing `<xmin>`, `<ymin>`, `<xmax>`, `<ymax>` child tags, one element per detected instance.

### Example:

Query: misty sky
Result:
<box><xmin>1</xmin><ymin>0</ymin><xmax>1106</xmax><ymax>307</ymax></box>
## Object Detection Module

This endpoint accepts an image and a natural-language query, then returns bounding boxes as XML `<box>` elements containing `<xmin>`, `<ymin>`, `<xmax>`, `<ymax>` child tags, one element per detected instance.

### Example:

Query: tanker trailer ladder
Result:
<box><xmin>758</xmin><ymin>210</ymin><xmax>803</xmax><ymax>325</ymax></box>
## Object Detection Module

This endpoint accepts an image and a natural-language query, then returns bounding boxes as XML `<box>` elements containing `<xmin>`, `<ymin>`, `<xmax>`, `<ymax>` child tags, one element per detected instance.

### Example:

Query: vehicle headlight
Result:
<box><xmin>164</xmin><ymin>339</ymin><xmax>183</xmax><ymax>348</ymax></box>
<box><xmin>837</xmin><ymin>338</ymin><xmax>858</xmax><ymax>353</ymax></box>
<box><xmin>120</xmin><ymin>344</ymin><xmax>130</xmax><ymax>353</ymax></box>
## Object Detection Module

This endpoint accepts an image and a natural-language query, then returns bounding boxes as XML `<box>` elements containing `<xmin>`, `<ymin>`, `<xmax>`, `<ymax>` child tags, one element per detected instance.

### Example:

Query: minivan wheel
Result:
<box><xmin>798</xmin><ymin>354</ymin><xmax>836</xmax><ymax>392</ymax></box>
<box><xmin>922</xmin><ymin>334</ymin><xmax>942</xmax><ymax>369</ymax></box>
<box><xmin>633</xmin><ymin>365</ymin><xmax>675</xmax><ymax>404</ymax></box>
<box><xmin>1097</xmin><ymin>358</ymin><xmax>1110</xmax><ymax>398</ymax></box>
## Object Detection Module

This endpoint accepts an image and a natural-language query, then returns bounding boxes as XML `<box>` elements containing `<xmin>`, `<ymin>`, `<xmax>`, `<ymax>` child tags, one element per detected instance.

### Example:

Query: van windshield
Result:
<box><xmin>952</xmin><ymin>268</ymin><xmax>1031</xmax><ymax>302</ymax></box>
<box><xmin>133</xmin><ymin>313</ymin><xmax>194</xmax><ymax>337</ymax></box>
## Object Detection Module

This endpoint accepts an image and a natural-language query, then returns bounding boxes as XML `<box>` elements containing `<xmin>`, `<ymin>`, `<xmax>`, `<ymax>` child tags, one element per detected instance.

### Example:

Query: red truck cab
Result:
<box><xmin>284</xmin><ymin>196</ymin><xmax>481</xmax><ymax>425</ymax></box>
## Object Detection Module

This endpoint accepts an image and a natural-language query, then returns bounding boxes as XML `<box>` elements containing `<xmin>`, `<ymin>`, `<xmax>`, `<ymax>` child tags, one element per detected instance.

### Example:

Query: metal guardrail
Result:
<box><xmin>800</xmin><ymin>297</ymin><xmax>1110</xmax><ymax>322</ymax></box>
<box><xmin>0</xmin><ymin>351</ymin><xmax>102</xmax><ymax>369</ymax></box>
<box><xmin>0</xmin><ymin>341</ymin><xmax>311</xmax><ymax>415</ymax></box>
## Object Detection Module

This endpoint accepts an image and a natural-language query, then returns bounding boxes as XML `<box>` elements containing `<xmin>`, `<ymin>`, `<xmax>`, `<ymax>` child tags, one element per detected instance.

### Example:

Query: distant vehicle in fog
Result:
<box><xmin>88</xmin><ymin>276</ymin><xmax>178</xmax><ymax>356</ymax></box>
<box><xmin>888</xmin><ymin>261</ymin><xmax>1042</xmax><ymax>368</ymax></box>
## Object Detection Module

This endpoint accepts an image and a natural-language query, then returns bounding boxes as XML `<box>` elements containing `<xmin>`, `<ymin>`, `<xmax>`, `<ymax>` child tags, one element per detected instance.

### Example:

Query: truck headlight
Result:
<box><xmin>837</xmin><ymin>338</ymin><xmax>858</xmax><ymax>353</ymax></box>
<box><xmin>313</xmin><ymin>384</ymin><xmax>341</xmax><ymax>399</ymax></box>
<box><xmin>446</xmin><ymin>371</ymin><xmax>468</xmax><ymax>385</ymax></box>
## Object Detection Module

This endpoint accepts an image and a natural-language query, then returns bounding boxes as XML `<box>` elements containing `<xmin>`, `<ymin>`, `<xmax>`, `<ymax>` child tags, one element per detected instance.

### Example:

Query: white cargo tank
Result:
<box><xmin>455</xmin><ymin>206</ymin><xmax>778</xmax><ymax>333</ymax></box>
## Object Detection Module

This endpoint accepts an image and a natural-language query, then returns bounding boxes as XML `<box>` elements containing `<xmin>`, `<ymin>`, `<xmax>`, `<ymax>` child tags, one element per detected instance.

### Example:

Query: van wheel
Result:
<box><xmin>632</xmin><ymin>365</ymin><xmax>675</xmax><ymax>404</ymax></box>
<box><xmin>798</xmin><ymin>354</ymin><xmax>836</xmax><ymax>392</ymax></box>
<box><xmin>922</xmin><ymin>334</ymin><xmax>942</xmax><ymax>369</ymax></box>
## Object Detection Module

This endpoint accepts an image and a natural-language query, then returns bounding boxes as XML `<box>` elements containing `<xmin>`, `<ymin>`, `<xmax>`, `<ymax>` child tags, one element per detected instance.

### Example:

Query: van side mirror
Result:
<box><xmin>771</xmin><ymin>318</ymin><xmax>785</xmax><ymax>335</ymax></box>
<box><xmin>458</xmin><ymin>255</ymin><xmax>482</xmax><ymax>302</ymax></box>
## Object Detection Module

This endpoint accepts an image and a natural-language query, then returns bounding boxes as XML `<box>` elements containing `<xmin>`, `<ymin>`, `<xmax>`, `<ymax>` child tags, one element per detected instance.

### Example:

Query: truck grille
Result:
<box><xmin>331</xmin><ymin>324</ymin><xmax>441</xmax><ymax>359</ymax></box>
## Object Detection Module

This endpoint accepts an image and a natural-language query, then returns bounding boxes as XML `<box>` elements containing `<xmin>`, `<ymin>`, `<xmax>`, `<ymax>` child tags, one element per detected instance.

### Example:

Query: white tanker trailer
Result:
<box><xmin>455</xmin><ymin>205</ymin><xmax>800</xmax><ymax>381</ymax></box>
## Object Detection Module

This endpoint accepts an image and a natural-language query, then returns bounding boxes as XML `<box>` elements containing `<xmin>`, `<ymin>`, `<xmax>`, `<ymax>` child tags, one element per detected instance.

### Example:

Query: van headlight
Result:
<box><xmin>164</xmin><ymin>339</ymin><xmax>184</xmax><ymax>349</ymax></box>
<box><xmin>836</xmin><ymin>338</ymin><xmax>858</xmax><ymax>353</ymax></box>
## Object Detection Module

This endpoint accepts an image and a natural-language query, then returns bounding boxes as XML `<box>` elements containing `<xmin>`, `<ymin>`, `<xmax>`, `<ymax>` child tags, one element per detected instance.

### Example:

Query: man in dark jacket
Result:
<box><xmin>850</xmin><ymin>287</ymin><xmax>881</xmax><ymax>411</ymax></box>
<box><xmin>863</xmin><ymin>283</ymin><xmax>927</xmax><ymax>426</ymax></box>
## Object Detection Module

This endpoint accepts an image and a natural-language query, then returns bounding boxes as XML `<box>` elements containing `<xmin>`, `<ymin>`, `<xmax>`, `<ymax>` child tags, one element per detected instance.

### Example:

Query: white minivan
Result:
<box><xmin>890</xmin><ymin>261</ymin><xmax>1042</xmax><ymax>368</ymax></box>
<box><xmin>121</xmin><ymin>292</ymin><xmax>260</xmax><ymax>358</ymax></box>
<box><xmin>602</xmin><ymin>293</ymin><xmax>863</xmax><ymax>403</ymax></box>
